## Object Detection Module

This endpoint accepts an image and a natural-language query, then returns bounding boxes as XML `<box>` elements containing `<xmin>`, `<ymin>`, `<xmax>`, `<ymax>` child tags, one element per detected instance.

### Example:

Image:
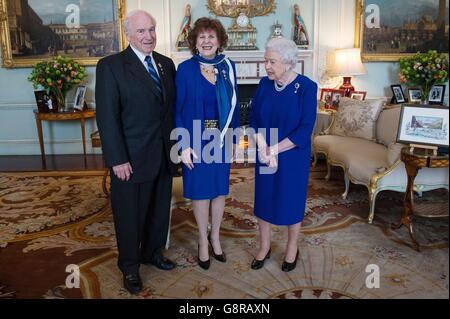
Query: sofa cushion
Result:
<box><xmin>330</xmin><ymin>97</ymin><xmax>385</xmax><ymax>141</ymax></box>
<box><xmin>376</xmin><ymin>106</ymin><xmax>402</xmax><ymax>146</ymax></box>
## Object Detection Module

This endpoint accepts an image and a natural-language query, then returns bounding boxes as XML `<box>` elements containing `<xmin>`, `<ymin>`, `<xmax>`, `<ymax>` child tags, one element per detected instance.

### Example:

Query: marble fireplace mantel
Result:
<box><xmin>170</xmin><ymin>49</ymin><xmax>314</xmax><ymax>84</ymax></box>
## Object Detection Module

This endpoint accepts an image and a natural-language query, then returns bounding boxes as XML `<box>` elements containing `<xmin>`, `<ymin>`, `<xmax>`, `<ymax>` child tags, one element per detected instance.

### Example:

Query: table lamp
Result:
<box><xmin>329</xmin><ymin>48</ymin><xmax>367</xmax><ymax>97</ymax></box>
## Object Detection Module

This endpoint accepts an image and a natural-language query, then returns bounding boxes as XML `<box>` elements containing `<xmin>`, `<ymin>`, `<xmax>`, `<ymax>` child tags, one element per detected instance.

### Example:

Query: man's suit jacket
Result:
<box><xmin>95</xmin><ymin>46</ymin><xmax>177</xmax><ymax>183</ymax></box>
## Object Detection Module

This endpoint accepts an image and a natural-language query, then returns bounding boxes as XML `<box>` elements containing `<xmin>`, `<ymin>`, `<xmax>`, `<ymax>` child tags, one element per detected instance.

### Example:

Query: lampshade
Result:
<box><xmin>329</xmin><ymin>48</ymin><xmax>367</xmax><ymax>76</ymax></box>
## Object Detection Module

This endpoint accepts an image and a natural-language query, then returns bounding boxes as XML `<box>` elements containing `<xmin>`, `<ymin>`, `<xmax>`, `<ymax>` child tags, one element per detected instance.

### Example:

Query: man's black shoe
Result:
<box><xmin>147</xmin><ymin>252</ymin><xmax>176</xmax><ymax>270</ymax></box>
<box><xmin>123</xmin><ymin>273</ymin><xmax>143</xmax><ymax>295</ymax></box>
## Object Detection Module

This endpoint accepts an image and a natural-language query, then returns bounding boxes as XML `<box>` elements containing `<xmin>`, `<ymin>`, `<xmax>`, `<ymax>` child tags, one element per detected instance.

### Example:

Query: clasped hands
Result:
<box><xmin>258</xmin><ymin>146</ymin><xmax>278</xmax><ymax>168</ymax></box>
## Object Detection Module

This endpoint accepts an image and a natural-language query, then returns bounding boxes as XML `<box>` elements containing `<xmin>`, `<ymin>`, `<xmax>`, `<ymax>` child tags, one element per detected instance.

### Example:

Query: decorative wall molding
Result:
<box><xmin>0</xmin><ymin>102</ymin><xmax>96</xmax><ymax>110</ymax></box>
<box><xmin>0</xmin><ymin>138</ymin><xmax>100</xmax><ymax>155</ymax></box>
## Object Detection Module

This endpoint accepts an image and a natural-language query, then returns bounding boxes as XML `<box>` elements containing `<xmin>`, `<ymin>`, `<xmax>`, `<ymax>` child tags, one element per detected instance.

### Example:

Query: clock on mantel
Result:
<box><xmin>207</xmin><ymin>0</ymin><xmax>277</xmax><ymax>51</ymax></box>
<box><xmin>227</xmin><ymin>12</ymin><xmax>258</xmax><ymax>50</ymax></box>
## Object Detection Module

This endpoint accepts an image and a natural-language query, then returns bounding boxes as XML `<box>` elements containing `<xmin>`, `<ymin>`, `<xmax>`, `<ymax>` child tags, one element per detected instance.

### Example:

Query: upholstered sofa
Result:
<box><xmin>313</xmin><ymin>98</ymin><xmax>449</xmax><ymax>224</ymax></box>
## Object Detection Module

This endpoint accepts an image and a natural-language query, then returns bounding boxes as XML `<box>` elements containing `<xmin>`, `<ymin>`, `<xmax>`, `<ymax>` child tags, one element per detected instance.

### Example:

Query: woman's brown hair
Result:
<box><xmin>188</xmin><ymin>17</ymin><xmax>228</xmax><ymax>55</ymax></box>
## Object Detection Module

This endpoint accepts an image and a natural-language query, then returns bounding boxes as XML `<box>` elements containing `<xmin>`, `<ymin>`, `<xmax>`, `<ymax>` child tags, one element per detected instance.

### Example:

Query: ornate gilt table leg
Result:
<box><xmin>392</xmin><ymin>161</ymin><xmax>420</xmax><ymax>251</ymax></box>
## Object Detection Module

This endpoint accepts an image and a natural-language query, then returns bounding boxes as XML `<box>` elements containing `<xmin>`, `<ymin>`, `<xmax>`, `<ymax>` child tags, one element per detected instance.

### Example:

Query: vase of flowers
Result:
<box><xmin>28</xmin><ymin>56</ymin><xmax>87</xmax><ymax>112</ymax></box>
<box><xmin>399</xmin><ymin>50</ymin><xmax>449</xmax><ymax>104</ymax></box>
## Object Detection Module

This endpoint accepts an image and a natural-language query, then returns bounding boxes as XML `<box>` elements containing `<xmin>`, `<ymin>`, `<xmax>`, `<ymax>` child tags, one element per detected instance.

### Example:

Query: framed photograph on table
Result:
<box><xmin>330</xmin><ymin>89</ymin><xmax>345</xmax><ymax>110</ymax></box>
<box><xmin>73</xmin><ymin>86</ymin><xmax>87</xmax><ymax>111</ymax></box>
<box><xmin>350</xmin><ymin>91</ymin><xmax>367</xmax><ymax>101</ymax></box>
<box><xmin>428</xmin><ymin>85</ymin><xmax>446</xmax><ymax>105</ymax></box>
<box><xmin>0</xmin><ymin>0</ymin><xmax>126</xmax><ymax>68</ymax></box>
<box><xmin>408</xmin><ymin>88</ymin><xmax>422</xmax><ymax>103</ymax></box>
<box><xmin>391</xmin><ymin>85</ymin><xmax>406</xmax><ymax>104</ymax></box>
<box><xmin>396</xmin><ymin>104</ymin><xmax>449</xmax><ymax>148</ymax></box>
<box><xmin>320</xmin><ymin>89</ymin><xmax>334</xmax><ymax>108</ymax></box>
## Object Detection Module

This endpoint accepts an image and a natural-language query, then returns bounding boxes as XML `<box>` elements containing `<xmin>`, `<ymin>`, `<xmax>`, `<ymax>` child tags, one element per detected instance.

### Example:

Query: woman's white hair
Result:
<box><xmin>265</xmin><ymin>37</ymin><xmax>298</xmax><ymax>69</ymax></box>
<box><xmin>123</xmin><ymin>10</ymin><xmax>156</xmax><ymax>34</ymax></box>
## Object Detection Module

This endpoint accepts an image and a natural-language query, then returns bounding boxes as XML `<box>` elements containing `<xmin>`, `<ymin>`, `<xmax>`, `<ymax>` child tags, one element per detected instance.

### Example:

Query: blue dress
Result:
<box><xmin>250</xmin><ymin>75</ymin><xmax>318</xmax><ymax>225</ymax></box>
<box><xmin>175</xmin><ymin>57</ymin><xmax>240</xmax><ymax>200</ymax></box>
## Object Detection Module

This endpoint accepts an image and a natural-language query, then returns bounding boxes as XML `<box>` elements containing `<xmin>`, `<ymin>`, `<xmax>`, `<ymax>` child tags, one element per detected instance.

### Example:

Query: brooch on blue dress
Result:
<box><xmin>294</xmin><ymin>83</ymin><xmax>300</xmax><ymax>94</ymax></box>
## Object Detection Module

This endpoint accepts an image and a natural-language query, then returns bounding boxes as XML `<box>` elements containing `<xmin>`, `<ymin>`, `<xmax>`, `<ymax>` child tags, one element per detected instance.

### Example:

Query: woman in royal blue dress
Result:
<box><xmin>249</xmin><ymin>38</ymin><xmax>317</xmax><ymax>272</ymax></box>
<box><xmin>175</xmin><ymin>18</ymin><xmax>239</xmax><ymax>270</ymax></box>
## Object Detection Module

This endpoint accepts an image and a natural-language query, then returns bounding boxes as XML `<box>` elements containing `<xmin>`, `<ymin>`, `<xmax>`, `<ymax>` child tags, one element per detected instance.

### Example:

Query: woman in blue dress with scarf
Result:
<box><xmin>249</xmin><ymin>38</ymin><xmax>317</xmax><ymax>272</ymax></box>
<box><xmin>175</xmin><ymin>18</ymin><xmax>239</xmax><ymax>270</ymax></box>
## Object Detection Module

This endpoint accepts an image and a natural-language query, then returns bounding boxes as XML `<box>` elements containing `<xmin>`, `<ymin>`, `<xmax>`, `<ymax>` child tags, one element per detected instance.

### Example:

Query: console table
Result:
<box><xmin>392</xmin><ymin>147</ymin><xmax>449</xmax><ymax>251</ymax></box>
<box><xmin>33</xmin><ymin>109</ymin><xmax>96</xmax><ymax>168</ymax></box>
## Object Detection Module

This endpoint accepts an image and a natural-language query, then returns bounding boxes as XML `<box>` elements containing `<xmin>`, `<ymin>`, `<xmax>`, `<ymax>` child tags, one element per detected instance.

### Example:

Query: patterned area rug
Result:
<box><xmin>0</xmin><ymin>166</ymin><xmax>448</xmax><ymax>299</ymax></box>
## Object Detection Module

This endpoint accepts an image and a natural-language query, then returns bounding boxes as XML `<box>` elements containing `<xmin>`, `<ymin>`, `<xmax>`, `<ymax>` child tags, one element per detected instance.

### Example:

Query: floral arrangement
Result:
<box><xmin>28</xmin><ymin>56</ymin><xmax>87</xmax><ymax>109</ymax></box>
<box><xmin>399</xmin><ymin>50</ymin><xmax>449</xmax><ymax>102</ymax></box>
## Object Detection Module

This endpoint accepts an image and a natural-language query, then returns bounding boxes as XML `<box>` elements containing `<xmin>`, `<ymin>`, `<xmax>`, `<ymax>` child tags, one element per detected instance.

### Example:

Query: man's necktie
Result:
<box><xmin>144</xmin><ymin>55</ymin><xmax>162</xmax><ymax>95</ymax></box>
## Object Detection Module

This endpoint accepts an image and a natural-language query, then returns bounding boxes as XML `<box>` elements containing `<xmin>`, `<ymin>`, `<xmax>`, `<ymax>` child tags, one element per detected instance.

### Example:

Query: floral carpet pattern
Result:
<box><xmin>0</xmin><ymin>166</ymin><xmax>448</xmax><ymax>299</ymax></box>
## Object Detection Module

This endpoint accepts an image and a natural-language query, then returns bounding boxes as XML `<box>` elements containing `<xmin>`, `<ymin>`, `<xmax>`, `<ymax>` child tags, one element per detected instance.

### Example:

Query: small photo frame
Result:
<box><xmin>320</xmin><ymin>88</ymin><xmax>334</xmax><ymax>108</ymax></box>
<box><xmin>350</xmin><ymin>91</ymin><xmax>367</xmax><ymax>101</ymax></box>
<box><xmin>396</xmin><ymin>104</ymin><xmax>449</xmax><ymax>148</ymax></box>
<box><xmin>408</xmin><ymin>88</ymin><xmax>422</xmax><ymax>103</ymax></box>
<box><xmin>428</xmin><ymin>85</ymin><xmax>446</xmax><ymax>105</ymax></box>
<box><xmin>73</xmin><ymin>86</ymin><xmax>87</xmax><ymax>111</ymax></box>
<box><xmin>330</xmin><ymin>89</ymin><xmax>345</xmax><ymax>110</ymax></box>
<box><xmin>390</xmin><ymin>84</ymin><xmax>406</xmax><ymax>104</ymax></box>
<box><xmin>34</xmin><ymin>90</ymin><xmax>57</xmax><ymax>113</ymax></box>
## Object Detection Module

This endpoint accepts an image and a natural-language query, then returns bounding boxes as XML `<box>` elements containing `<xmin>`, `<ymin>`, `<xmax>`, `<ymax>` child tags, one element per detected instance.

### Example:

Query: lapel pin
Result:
<box><xmin>158</xmin><ymin>63</ymin><xmax>164</xmax><ymax>75</ymax></box>
<box><xmin>294</xmin><ymin>83</ymin><xmax>300</xmax><ymax>94</ymax></box>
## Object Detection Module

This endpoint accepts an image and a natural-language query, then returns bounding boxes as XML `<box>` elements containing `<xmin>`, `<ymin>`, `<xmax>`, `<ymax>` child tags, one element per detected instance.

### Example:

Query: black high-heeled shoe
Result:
<box><xmin>281</xmin><ymin>249</ymin><xmax>299</xmax><ymax>272</ymax></box>
<box><xmin>208</xmin><ymin>234</ymin><xmax>226</xmax><ymax>263</ymax></box>
<box><xmin>250</xmin><ymin>248</ymin><xmax>271</xmax><ymax>270</ymax></box>
<box><xmin>197</xmin><ymin>244</ymin><xmax>210</xmax><ymax>270</ymax></box>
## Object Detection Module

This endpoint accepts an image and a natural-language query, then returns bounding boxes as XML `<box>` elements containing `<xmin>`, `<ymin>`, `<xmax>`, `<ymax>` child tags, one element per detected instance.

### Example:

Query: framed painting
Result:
<box><xmin>396</xmin><ymin>104</ymin><xmax>449</xmax><ymax>148</ymax></box>
<box><xmin>0</xmin><ymin>0</ymin><xmax>127</xmax><ymax>68</ymax></box>
<box><xmin>355</xmin><ymin>0</ymin><xmax>449</xmax><ymax>62</ymax></box>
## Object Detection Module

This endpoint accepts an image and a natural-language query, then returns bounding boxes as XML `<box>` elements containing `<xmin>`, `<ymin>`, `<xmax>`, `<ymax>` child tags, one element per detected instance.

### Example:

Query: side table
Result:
<box><xmin>392</xmin><ymin>147</ymin><xmax>449</xmax><ymax>251</ymax></box>
<box><xmin>33</xmin><ymin>109</ymin><xmax>96</xmax><ymax>168</ymax></box>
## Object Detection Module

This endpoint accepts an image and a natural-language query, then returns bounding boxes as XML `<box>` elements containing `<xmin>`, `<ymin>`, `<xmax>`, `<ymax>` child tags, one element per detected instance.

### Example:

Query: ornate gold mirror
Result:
<box><xmin>207</xmin><ymin>0</ymin><xmax>276</xmax><ymax>18</ymax></box>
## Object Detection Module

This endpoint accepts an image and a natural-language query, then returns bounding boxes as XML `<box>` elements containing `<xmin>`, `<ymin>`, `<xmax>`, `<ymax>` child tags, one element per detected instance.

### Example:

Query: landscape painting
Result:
<box><xmin>0</xmin><ymin>0</ymin><xmax>126</xmax><ymax>67</ymax></box>
<box><xmin>355</xmin><ymin>0</ymin><xmax>449</xmax><ymax>61</ymax></box>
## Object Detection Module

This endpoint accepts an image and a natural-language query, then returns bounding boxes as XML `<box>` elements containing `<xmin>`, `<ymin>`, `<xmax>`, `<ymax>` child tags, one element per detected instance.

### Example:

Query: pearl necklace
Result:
<box><xmin>274</xmin><ymin>72</ymin><xmax>297</xmax><ymax>92</ymax></box>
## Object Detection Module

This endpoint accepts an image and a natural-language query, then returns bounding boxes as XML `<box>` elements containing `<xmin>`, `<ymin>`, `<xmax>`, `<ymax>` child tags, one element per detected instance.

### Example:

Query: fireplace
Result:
<box><xmin>238</xmin><ymin>84</ymin><xmax>257</xmax><ymax>126</ymax></box>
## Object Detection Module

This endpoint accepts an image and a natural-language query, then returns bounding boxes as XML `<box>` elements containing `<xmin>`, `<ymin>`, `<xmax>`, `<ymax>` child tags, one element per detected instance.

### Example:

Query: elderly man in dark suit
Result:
<box><xmin>95</xmin><ymin>10</ymin><xmax>177</xmax><ymax>295</ymax></box>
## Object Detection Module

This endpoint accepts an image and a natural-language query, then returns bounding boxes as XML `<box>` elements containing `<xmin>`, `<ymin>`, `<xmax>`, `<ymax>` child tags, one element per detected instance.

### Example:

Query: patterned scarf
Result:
<box><xmin>192</xmin><ymin>54</ymin><xmax>237</xmax><ymax>145</ymax></box>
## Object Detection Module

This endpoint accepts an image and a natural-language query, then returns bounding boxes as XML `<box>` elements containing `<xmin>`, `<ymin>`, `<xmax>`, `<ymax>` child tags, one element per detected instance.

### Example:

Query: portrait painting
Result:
<box><xmin>355</xmin><ymin>0</ymin><xmax>449</xmax><ymax>61</ymax></box>
<box><xmin>0</xmin><ymin>0</ymin><xmax>126</xmax><ymax>67</ymax></box>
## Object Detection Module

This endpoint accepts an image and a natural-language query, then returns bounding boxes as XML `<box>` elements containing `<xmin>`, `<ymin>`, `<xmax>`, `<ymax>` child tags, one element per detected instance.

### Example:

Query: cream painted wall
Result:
<box><xmin>0</xmin><ymin>0</ymin><xmax>448</xmax><ymax>155</ymax></box>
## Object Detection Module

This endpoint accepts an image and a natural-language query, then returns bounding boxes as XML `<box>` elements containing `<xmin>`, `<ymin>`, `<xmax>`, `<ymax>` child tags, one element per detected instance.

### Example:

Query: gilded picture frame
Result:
<box><xmin>355</xmin><ymin>0</ymin><xmax>449</xmax><ymax>62</ymax></box>
<box><xmin>207</xmin><ymin>0</ymin><xmax>276</xmax><ymax>18</ymax></box>
<box><xmin>0</xmin><ymin>0</ymin><xmax>127</xmax><ymax>68</ymax></box>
